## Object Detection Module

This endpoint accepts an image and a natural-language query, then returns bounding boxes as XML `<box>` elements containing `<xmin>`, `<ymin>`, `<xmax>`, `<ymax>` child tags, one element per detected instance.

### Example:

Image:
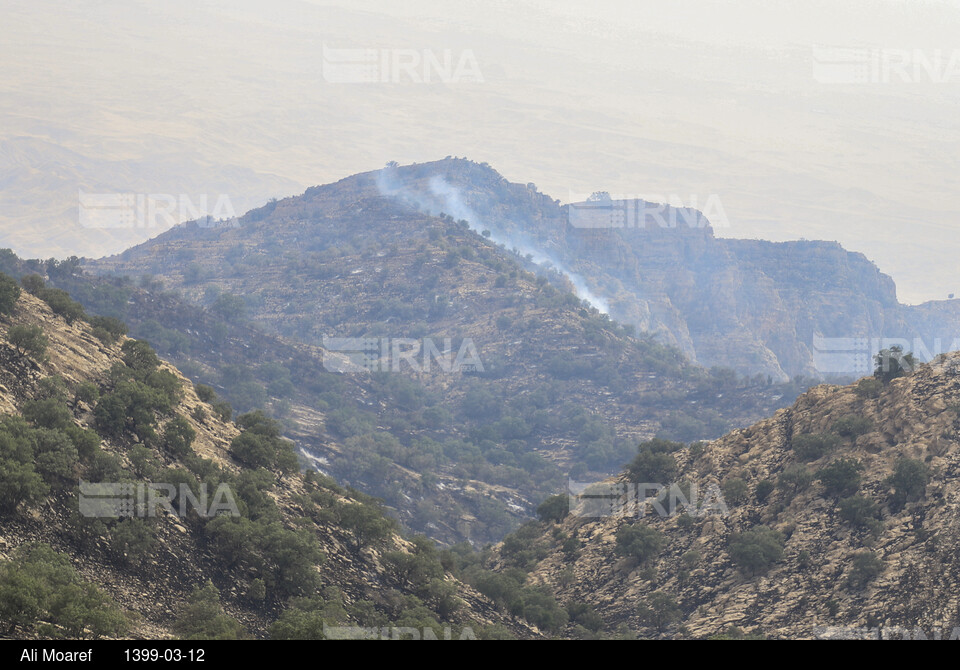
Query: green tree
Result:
<box><xmin>194</xmin><ymin>384</ymin><xmax>217</xmax><ymax>403</ymax></box>
<box><xmin>567</xmin><ymin>601</ymin><xmax>603</xmax><ymax>632</ymax></box>
<box><xmin>230</xmin><ymin>418</ymin><xmax>298</xmax><ymax>474</ymax></box>
<box><xmin>109</xmin><ymin>519</ymin><xmax>156</xmax><ymax>566</ymax></box>
<box><xmin>204</xmin><ymin>516</ymin><xmax>259</xmax><ymax>569</ymax></box>
<box><xmin>626</xmin><ymin>439</ymin><xmax>681</xmax><ymax>483</ymax></box>
<box><xmin>269</xmin><ymin>596</ymin><xmax>343</xmax><ymax>640</ymax></box>
<box><xmin>0</xmin><ymin>418</ymin><xmax>58</xmax><ymax>512</ymax></box>
<box><xmin>721</xmin><ymin>478</ymin><xmax>749</xmax><ymax>505</ymax></box>
<box><xmin>838</xmin><ymin>495</ymin><xmax>882</xmax><ymax>532</ymax></box>
<box><xmin>791</xmin><ymin>433</ymin><xmax>840</xmax><ymax>461</ymax></box>
<box><xmin>211</xmin><ymin>400</ymin><xmax>233</xmax><ymax>422</ymax></box>
<box><xmin>536</xmin><ymin>494</ymin><xmax>569</xmax><ymax>523</ymax></box>
<box><xmin>755</xmin><ymin>479</ymin><xmax>775</xmax><ymax>502</ymax></box>
<box><xmin>145</xmin><ymin>369</ymin><xmax>183</xmax><ymax>403</ymax></box>
<box><xmin>65</xmin><ymin>425</ymin><xmax>100</xmax><ymax>462</ymax></box>
<box><xmin>0</xmin><ymin>543</ymin><xmax>126</xmax><ymax>638</ymax></box>
<box><xmin>230</xmin><ymin>432</ymin><xmax>276</xmax><ymax>469</ymax></box>
<box><xmin>831</xmin><ymin>416</ymin><xmax>873</xmax><ymax>439</ymax></box>
<box><xmin>233</xmin><ymin>469</ymin><xmax>278</xmax><ymax>521</ymax></box>
<box><xmin>33</xmin><ymin>428</ymin><xmax>79</xmax><ymax>486</ymax></box>
<box><xmin>874</xmin><ymin>345</ymin><xmax>916</xmax><ymax>384</ymax></box>
<box><xmin>818</xmin><ymin>458</ymin><xmax>863</xmax><ymax>498</ymax></box>
<box><xmin>87</xmin><ymin>451</ymin><xmax>123</xmax><ymax>482</ymax></box>
<box><xmin>73</xmin><ymin>381</ymin><xmax>100</xmax><ymax>408</ymax></box>
<box><xmin>637</xmin><ymin>591</ymin><xmax>681</xmax><ymax>633</ymax></box>
<box><xmin>162</xmin><ymin>416</ymin><xmax>196</xmax><ymax>458</ymax></box>
<box><xmin>191</xmin><ymin>405</ymin><xmax>207</xmax><ymax>424</ymax></box>
<box><xmin>338</xmin><ymin>501</ymin><xmax>395</xmax><ymax>551</ymax></box>
<box><xmin>855</xmin><ymin>378</ymin><xmax>883</xmax><ymax>398</ymax></box>
<box><xmin>727</xmin><ymin>526</ymin><xmax>784</xmax><ymax>575</ymax></box>
<box><xmin>257</xmin><ymin>523</ymin><xmax>324</xmax><ymax>597</ymax></box>
<box><xmin>37</xmin><ymin>375</ymin><xmax>69</xmax><ymax>401</ymax></box>
<box><xmin>8</xmin><ymin>324</ymin><xmax>47</xmax><ymax>359</ymax></box>
<box><xmin>174</xmin><ymin>581</ymin><xmax>244</xmax><ymax>640</ymax></box>
<box><xmin>778</xmin><ymin>464</ymin><xmax>813</xmax><ymax>496</ymax></box>
<box><xmin>39</xmin><ymin>288</ymin><xmax>85</xmax><ymax>324</ymax></box>
<box><xmin>508</xmin><ymin>586</ymin><xmax>568</xmax><ymax>633</ymax></box>
<box><xmin>0</xmin><ymin>458</ymin><xmax>48</xmax><ymax>514</ymax></box>
<box><xmin>887</xmin><ymin>457</ymin><xmax>928</xmax><ymax>507</ymax></box>
<box><xmin>22</xmin><ymin>398</ymin><xmax>73</xmax><ymax>430</ymax></box>
<box><xmin>0</xmin><ymin>273</ymin><xmax>20</xmax><ymax>315</ymax></box>
<box><xmin>0</xmin><ymin>556</ymin><xmax>43</xmax><ymax>632</ymax></box>
<box><xmin>92</xmin><ymin>391</ymin><xmax>128</xmax><ymax>437</ymax></box>
<box><xmin>847</xmin><ymin>551</ymin><xmax>883</xmax><ymax>589</ymax></box>
<box><xmin>20</xmin><ymin>274</ymin><xmax>45</xmax><ymax>295</ymax></box>
<box><xmin>614</xmin><ymin>524</ymin><xmax>664</xmax><ymax>564</ymax></box>
<box><xmin>120</xmin><ymin>339</ymin><xmax>160</xmax><ymax>374</ymax></box>
<box><xmin>94</xmin><ymin>374</ymin><xmax>178</xmax><ymax>442</ymax></box>
<box><xmin>128</xmin><ymin>445</ymin><xmax>159</xmax><ymax>479</ymax></box>
<box><xmin>88</xmin><ymin>315</ymin><xmax>127</xmax><ymax>345</ymax></box>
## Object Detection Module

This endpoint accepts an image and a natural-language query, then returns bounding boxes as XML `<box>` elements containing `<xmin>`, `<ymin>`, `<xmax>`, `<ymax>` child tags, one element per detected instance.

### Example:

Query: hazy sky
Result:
<box><xmin>1</xmin><ymin>0</ymin><xmax>959</xmax><ymax>303</ymax></box>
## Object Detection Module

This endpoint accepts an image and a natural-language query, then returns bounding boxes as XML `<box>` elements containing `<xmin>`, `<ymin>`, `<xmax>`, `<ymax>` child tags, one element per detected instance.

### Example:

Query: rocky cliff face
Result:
<box><xmin>253</xmin><ymin>157</ymin><xmax>955</xmax><ymax>382</ymax></box>
<box><xmin>591</xmin><ymin>234</ymin><xmax>910</xmax><ymax>381</ymax></box>
<box><xmin>492</xmin><ymin>352</ymin><xmax>960</xmax><ymax>638</ymax></box>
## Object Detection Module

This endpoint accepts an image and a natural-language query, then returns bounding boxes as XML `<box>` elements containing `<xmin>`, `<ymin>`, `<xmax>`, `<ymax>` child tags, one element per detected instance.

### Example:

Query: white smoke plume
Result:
<box><xmin>375</xmin><ymin>168</ymin><xmax>610</xmax><ymax>314</ymax></box>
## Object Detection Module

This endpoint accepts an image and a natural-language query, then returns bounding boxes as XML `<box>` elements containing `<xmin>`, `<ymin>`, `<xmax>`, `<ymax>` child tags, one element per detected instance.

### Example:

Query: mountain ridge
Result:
<box><xmin>88</xmin><ymin>157</ymin><xmax>960</xmax><ymax>381</ymax></box>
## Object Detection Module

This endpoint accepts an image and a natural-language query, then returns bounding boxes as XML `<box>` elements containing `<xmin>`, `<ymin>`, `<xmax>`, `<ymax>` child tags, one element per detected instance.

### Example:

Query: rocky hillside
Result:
<box><xmin>21</xmin><ymin>191</ymin><xmax>810</xmax><ymax>547</ymax></box>
<box><xmin>484</xmin><ymin>351</ymin><xmax>960</xmax><ymax>638</ymax></box>
<box><xmin>0</xmin><ymin>285</ymin><xmax>539</xmax><ymax>639</ymax></box>
<box><xmin>90</xmin><ymin>157</ymin><xmax>960</xmax><ymax>381</ymax></box>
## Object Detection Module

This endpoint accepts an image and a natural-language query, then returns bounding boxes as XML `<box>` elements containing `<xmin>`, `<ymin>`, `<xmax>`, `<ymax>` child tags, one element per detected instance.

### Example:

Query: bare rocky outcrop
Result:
<box><xmin>497</xmin><ymin>352</ymin><xmax>960</xmax><ymax>638</ymax></box>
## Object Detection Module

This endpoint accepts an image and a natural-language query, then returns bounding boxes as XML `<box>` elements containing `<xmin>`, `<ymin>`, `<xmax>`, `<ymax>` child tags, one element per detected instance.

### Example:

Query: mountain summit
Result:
<box><xmin>89</xmin><ymin>158</ymin><xmax>960</xmax><ymax>382</ymax></box>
